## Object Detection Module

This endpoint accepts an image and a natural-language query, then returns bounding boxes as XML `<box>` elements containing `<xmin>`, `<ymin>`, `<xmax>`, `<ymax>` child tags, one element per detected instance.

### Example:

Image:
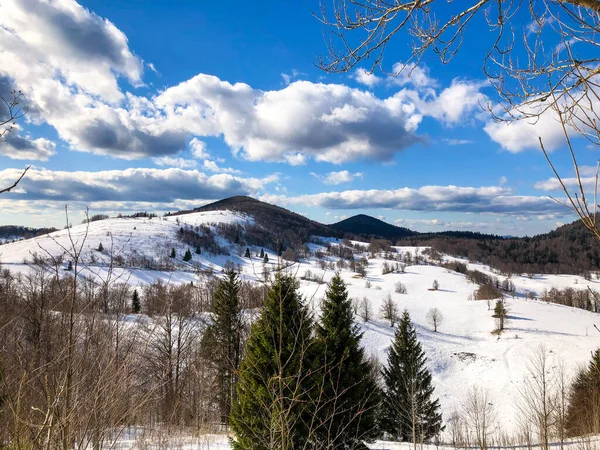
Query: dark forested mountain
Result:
<box><xmin>172</xmin><ymin>196</ymin><xmax>342</xmax><ymax>252</ymax></box>
<box><xmin>0</xmin><ymin>225</ymin><xmax>56</xmax><ymax>242</ymax></box>
<box><xmin>331</xmin><ymin>214</ymin><xmax>417</xmax><ymax>240</ymax></box>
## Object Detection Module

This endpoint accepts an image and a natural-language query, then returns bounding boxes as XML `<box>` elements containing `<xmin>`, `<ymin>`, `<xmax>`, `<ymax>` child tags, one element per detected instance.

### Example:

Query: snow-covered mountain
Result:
<box><xmin>1</xmin><ymin>207</ymin><xmax>600</xmax><ymax>437</ymax></box>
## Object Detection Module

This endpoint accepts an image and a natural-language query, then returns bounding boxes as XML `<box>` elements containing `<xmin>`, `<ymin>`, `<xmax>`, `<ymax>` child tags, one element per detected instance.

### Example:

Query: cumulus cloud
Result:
<box><xmin>533</xmin><ymin>176</ymin><xmax>596</xmax><ymax>192</ymax></box>
<box><xmin>0</xmin><ymin>130</ymin><xmax>56</xmax><ymax>161</ymax></box>
<box><xmin>390</xmin><ymin>62</ymin><xmax>437</xmax><ymax>89</ymax></box>
<box><xmin>311</xmin><ymin>170</ymin><xmax>363</xmax><ymax>185</ymax></box>
<box><xmin>156</xmin><ymin>76</ymin><xmax>425</xmax><ymax>164</ymax></box>
<box><xmin>352</xmin><ymin>69</ymin><xmax>382</xmax><ymax>87</ymax></box>
<box><xmin>202</xmin><ymin>160</ymin><xmax>242</xmax><ymax>174</ymax></box>
<box><xmin>0</xmin><ymin>0</ymin><xmax>142</xmax><ymax>102</ymax></box>
<box><xmin>0</xmin><ymin>167</ymin><xmax>276</xmax><ymax>203</ymax></box>
<box><xmin>190</xmin><ymin>138</ymin><xmax>209</xmax><ymax>159</ymax></box>
<box><xmin>394</xmin><ymin>218</ymin><xmax>494</xmax><ymax>230</ymax></box>
<box><xmin>443</xmin><ymin>138</ymin><xmax>474</xmax><ymax>145</ymax></box>
<box><xmin>276</xmin><ymin>185</ymin><xmax>564</xmax><ymax>215</ymax></box>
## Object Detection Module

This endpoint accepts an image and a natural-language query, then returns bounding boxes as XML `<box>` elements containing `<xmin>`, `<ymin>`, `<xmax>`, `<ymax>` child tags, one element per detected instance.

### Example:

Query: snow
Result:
<box><xmin>2</xmin><ymin>212</ymin><xmax>600</xmax><ymax>444</ymax></box>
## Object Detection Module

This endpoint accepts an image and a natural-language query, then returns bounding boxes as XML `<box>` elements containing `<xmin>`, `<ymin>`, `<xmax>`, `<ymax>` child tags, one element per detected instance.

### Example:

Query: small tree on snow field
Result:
<box><xmin>432</xmin><ymin>279</ymin><xmax>439</xmax><ymax>291</ymax></box>
<box><xmin>131</xmin><ymin>289</ymin><xmax>141</xmax><ymax>314</ymax></box>
<box><xmin>183</xmin><ymin>249</ymin><xmax>192</xmax><ymax>262</ymax></box>
<box><xmin>244</xmin><ymin>247</ymin><xmax>251</xmax><ymax>258</ymax></box>
<box><xmin>359</xmin><ymin>296</ymin><xmax>372</xmax><ymax>323</ymax></box>
<box><xmin>493</xmin><ymin>300</ymin><xmax>508</xmax><ymax>332</ymax></box>
<box><xmin>170</xmin><ymin>248</ymin><xmax>176</xmax><ymax>259</ymax></box>
<box><xmin>426</xmin><ymin>307</ymin><xmax>443</xmax><ymax>332</ymax></box>
<box><xmin>380</xmin><ymin>294</ymin><xmax>400</xmax><ymax>327</ymax></box>
<box><xmin>263</xmin><ymin>253</ymin><xmax>269</xmax><ymax>264</ymax></box>
<box><xmin>195</xmin><ymin>245</ymin><xmax>201</xmax><ymax>255</ymax></box>
<box><xmin>97</xmin><ymin>242</ymin><xmax>104</xmax><ymax>252</ymax></box>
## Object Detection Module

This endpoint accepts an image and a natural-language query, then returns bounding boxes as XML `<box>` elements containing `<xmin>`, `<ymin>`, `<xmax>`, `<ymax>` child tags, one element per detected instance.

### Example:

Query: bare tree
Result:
<box><xmin>463</xmin><ymin>386</ymin><xmax>497</xmax><ymax>450</ymax></box>
<box><xmin>0</xmin><ymin>89</ymin><xmax>29</xmax><ymax>194</ymax></box>
<box><xmin>517</xmin><ymin>345</ymin><xmax>561</xmax><ymax>450</ymax></box>
<box><xmin>380</xmin><ymin>293</ymin><xmax>400</xmax><ymax>326</ymax></box>
<box><xmin>426</xmin><ymin>307</ymin><xmax>443</xmax><ymax>332</ymax></box>
<box><xmin>358</xmin><ymin>296</ymin><xmax>373</xmax><ymax>322</ymax></box>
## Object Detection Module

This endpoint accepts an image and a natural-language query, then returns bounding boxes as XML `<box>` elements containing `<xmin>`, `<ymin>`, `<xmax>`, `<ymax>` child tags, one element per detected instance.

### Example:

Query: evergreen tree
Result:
<box><xmin>260</xmin><ymin>248</ymin><xmax>265</xmax><ymax>259</ymax></box>
<box><xmin>170</xmin><ymin>248</ymin><xmax>176</xmax><ymax>258</ymax></box>
<box><xmin>244</xmin><ymin>247</ymin><xmax>251</xmax><ymax>258</ymax></box>
<box><xmin>566</xmin><ymin>349</ymin><xmax>600</xmax><ymax>436</ymax></box>
<box><xmin>183</xmin><ymin>249</ymin><xmax>192</xmax><ymax>262</ymax></box>
<box><xmin>263</xmin><ymin>253</ymin><xmax>269</xmax><ymax>264</ymax></box>
<box><xmin>230</xmin><ymin>274</ymin><xmax>315</xmax><ymax>450</ymax></box>
<box><xmin>97</xmin><ymin>242</ymin><xmax>104</xmax><ymax>252</ymax></box>
<box><xmin>202</xmin><ymin>270</ymin><xmax>244</xmax><ymax>425</ymax></box>
<box><xmin>380</xmin><ymin>310</ymin><xmax>443</xmax><ymax>445</ymax></box>
<box><xmin>132</xmin><ymin>289</ymin><xmax>141</xmax><ymax>314</ymax></box>
<box><xmin>494</xmin><ymin>300</ymin><xmax>507</xmax><ymax>331</ymax></box>
<box><xmin>195</xmin><ymin>245</ymin><xmax>202</xmax><ymax>255</ymax></box>
<box><xmin>67</xmin><ymin>261</ymin><xmax>73</xmax><ymax>271</ymax></box>
<box><xmin>314</xmin><ymin>273</ymin><xmax>380</xmax><ymax>448</ymax></box>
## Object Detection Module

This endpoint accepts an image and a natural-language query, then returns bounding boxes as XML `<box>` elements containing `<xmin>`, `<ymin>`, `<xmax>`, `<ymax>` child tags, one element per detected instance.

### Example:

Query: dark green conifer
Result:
<box><xmin>170</xmin><ymin>248</ymin><xmax>176</xmax><ymax>258</ymax></box>
<box><xmin>380</xmin><ymin>310</ymin><xmax>443</xmax><ymax>443</ymax></box>
<box><xmin>132</xmin><ymin>289</ymin><xmax>141</xmax><ymax>314</ymax></box>
<box><xmin>244</xmin><ymin>247</ymin><xmax>251</xmax><ymax>258</ymax></box>
<box><xmin>97</xmin><ymin>242</ymin><xmax>104</xmax><ymax>252</ymax></box>
<box><xmin>314</xmin><ymin>273</ymin><xmax>380</xmax><ymax>448</ymax></box>
<box><xmin>202</xmin><ymin>270</ymin><xmax>243</xmax><ymax>425</ymax></box>
<box><xmin>195</xmin><ymin>245</ymin><xmax>202</xmax><ymax>255</ymax></box>
<box><xmin>263</xmin><ymin>253</ymin><xmax>269</xmax><ymax>264</ymax></box>
<box><xmin>260</xmin><ymin>248</ymin><xmax>264</xmax><ymax>258</ymax></box>
<box><xmin>230</xmin><ymin>274</ymin><xmax>315</xmax><ymax>450</ymax></box>
<box><xmin>183</xmin><ymin>249</ymin><xmax>192</xmax><ymax>261</ymax></box>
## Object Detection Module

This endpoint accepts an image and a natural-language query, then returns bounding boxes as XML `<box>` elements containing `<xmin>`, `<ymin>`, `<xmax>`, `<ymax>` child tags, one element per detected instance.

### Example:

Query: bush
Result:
<box><xmin>474</xmin><ymin>284</ymin><xmax>503</xmax><ymax>300</ymax></box>
<box><xmin>394</xmin><ymin>281</ymin><xmax>407</xmax><ymax>294</ymax></box>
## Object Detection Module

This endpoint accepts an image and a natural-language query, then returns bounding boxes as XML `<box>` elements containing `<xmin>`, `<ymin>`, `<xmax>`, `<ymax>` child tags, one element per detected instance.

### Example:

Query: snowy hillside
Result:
<box><xmin>1</xmin><ymin>211</ymin><xmax>600</xmax><ymax>437</ymax></box>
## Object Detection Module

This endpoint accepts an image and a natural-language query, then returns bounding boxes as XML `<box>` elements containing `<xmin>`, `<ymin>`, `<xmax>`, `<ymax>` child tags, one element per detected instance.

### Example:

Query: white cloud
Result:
<box><xmin>311</xmin><ymin>170</ymin><xmax>363</xmax><ymax>185</ymax></box>
<box><xmin>202</xmin><ymin>159</ymin><xmax>241</xmax><ymax>174</ymax></box>
<box><xmin>533</xmin><ymin>175</ymin><xmax>596</xmax><ymax>192</ymax></box>
<box><xmin>153</xmin><ymin>157</ymin><xmax>198</xmax><ymax>169</ymax></box>
<box><xmin>499</xmin><ymin>176</ymin><xmax>508</xmax><ymax>186</ymax></box>
<box><xmin>352</xmin><ymin>69</ymin><xmax>382</xmax><ymax>87</ymax></box>
<box><xmin>190</xmin><ymin>138</ymin><xmax>209</xmax><ymax>159</ymax></box>
<box><xmin>0</xmin><ymin>129</ymin><xmax>56</xmax><ymax>160</ymax></box>
<box><xmin>274</xmin><ymin>185</ymin><xmax>565</xmax><ymax>215</ymax></box>
<box><xmin>390</xmin><ymin>62</ymin><xmax>437</xmax><ymax>89</ymax></box>
<box><xmin>0</xmin><ymin>167</ymin><xmax>276</xmax><ymax>203</ymax></box>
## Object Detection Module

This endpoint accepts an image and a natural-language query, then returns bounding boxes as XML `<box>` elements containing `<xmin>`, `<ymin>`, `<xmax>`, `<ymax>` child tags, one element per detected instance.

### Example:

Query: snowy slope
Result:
<box><xmin>1</xmin><ymin>212</ymin><xmax>600</xmax><ymax>437</ymax></box>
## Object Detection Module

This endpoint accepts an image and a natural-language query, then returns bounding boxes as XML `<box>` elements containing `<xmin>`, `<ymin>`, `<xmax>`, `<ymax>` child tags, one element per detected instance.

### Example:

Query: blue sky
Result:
<box><xmin>0</xmin><ymin>0</ymin><xmax>590</xmax><ymax>235</ymax></box>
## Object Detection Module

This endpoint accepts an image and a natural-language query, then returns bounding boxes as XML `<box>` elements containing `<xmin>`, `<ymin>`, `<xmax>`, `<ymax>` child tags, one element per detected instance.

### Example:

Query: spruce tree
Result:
<box><xmin>132</xmin><ymin>289</ymin><xmax>141</xmax><ymax>314</ymax></box>
<box><xmin>195</xmin><ymin>245</ymin><xmax>202</xmax><ymax>255</ymax></box>
<box><xmin>170</xmin><ymin>248</ymin><xmax>176</xmax><ymax>258</ymax></box>
<box><xmin>183</xmin><ymin>249</ymin><xmax>192</xmax><ymax>261</ymax></box>
<box><xmin>566</xmin><ymin>349</ymin><xmax>600</xmax><ymax>436</ymax></box>
<box><xmin>244</xmin><ymin>247</ymin><xmax>251</xmax><ymax>258</ymax></box>
<box><xmin>260</xmin><ymin>248</ymin><xmax>265</xmax><ymax>259</ymax></box>
<box><xmin>202</xmin><ymin>270</ymin><xmax>243</xmax><ymax>425</ymax></box>
<box><xmin>380</xmin><ymin>310</ymin><xmax>443</xmax><ymax>445</ymax></box>
<box><xmin>263</xmin><ymin>253</ymin><xmax>269</xmax><ymax>264</ymax></box>
<box><xmin>230</xmin><ymin>274</ymin><xmax>315</xmax><ymax>450</ymax></box>
<box><xmin>314</xmin><ymin>273</ymin><xmax>380</xmax><ymax>448</ymax></box>
<box><xmin>97</xmin><ymin>242</ymin><xmax>104</xmax><ymax>252</ymax></box>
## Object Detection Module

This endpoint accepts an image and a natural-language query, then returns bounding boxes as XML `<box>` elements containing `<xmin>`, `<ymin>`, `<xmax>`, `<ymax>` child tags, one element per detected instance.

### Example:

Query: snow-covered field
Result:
<box><xmin>2</xmin><ymin>211</ymin><xmax>600</xmax><ymax>445</ymax></box>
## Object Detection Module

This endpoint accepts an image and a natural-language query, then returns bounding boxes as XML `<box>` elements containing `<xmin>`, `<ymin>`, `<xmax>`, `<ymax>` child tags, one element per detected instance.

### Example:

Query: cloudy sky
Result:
<box><xmin>0</xmin><ymin>0</ymin><xmax>590</xmax><ymax>235</ymax></box>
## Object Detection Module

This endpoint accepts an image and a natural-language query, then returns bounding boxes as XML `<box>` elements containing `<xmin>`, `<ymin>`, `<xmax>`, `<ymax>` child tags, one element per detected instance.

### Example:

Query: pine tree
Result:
<box><xmin>566</xmin><ymin>349</ymin><xmax>600</xmax><ymax>436</ymax></box>
<box><xmin>494</xmin><ymin>300</ymin><xmax>507</xmax><ymax>331</ymax></box>
<box><xmin>202</xmin><ymin>270</ymin><xmax>244</xmax><ymax>425</ymax></box>
<box><xmin>97</xmin><ymin>242</ymin><xmax>104</xmax><ymax>252</ymax></box>
<box><xmin>67</xmin><ymin>261</ymin><xmax>73</xmax><ymax>271</ymax></box>
<box><xmin>195</xmin><ymin>245</ymin><xmax>202</xmax><ymax>255</ymax></box>
<box><xmin>314</xmin><ymin>273</ymin><xmax>380</xmax><ymax>448</ymax></box>
<box><xmin>263</xmin><ymin>253</ymin><xmax>269</xmax><ymax>264</ymax></box>
<box><xmin>170</xmin><ymin>248</ymin><xmax>176</xmax><ymax>258</ymax></box>
<box><xmin>230</xmin><ymin>274</ymin><xmax>315</xmax><ymax>450</ymax></box>
<box><xmin>244</xmin><ymin>247</ymin><xmax>251</xmax><ymax>258</ymax></box>
<box><xmin>132</xmin><ymin>289</ymin><xmax>141</xmax><ymax>314</ymax></box>
<box><xmin>260</xmin><ymin>248</ymin><xmax>265</xmax><ymax>259</ymax></box>
<box><xmin>183</xmin><ymin>249</ymin><xmax>192</xmax><ymax>262</ymax></box>
<box><xmin>380</xmin><ymin>310</ymin><xmax>443</xmax><ymax>446</ymax></box>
